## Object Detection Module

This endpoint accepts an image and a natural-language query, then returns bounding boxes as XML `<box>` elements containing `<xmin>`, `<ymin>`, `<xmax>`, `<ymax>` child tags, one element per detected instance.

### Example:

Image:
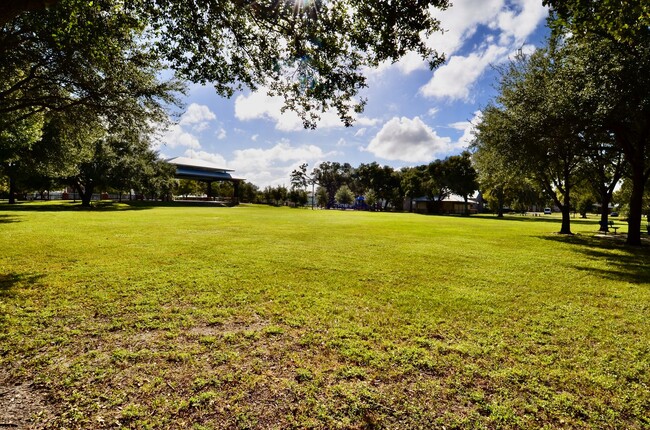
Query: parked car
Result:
<box><xmin>543</xmin><ymin>208</ymin><xmax>552</xmax><ymax>215</ymax></box>
<box><xmin>610</xmin><ymin>211</ymin><xmax>619</xmax><ymax>217</ymax></box>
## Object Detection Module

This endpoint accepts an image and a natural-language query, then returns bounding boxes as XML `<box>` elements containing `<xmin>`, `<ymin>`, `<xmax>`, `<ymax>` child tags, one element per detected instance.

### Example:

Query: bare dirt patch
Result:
<box><xmin>0</xmin><ymin>373</ymin><xmax>52</xmax><ymax>429</ymax></box>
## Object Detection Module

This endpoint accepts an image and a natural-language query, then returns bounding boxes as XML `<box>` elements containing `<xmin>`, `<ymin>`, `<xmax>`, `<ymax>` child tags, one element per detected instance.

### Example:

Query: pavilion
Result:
<box><xmin>166</xmin><ymin>157</ymin><xmax>244</xmax><ymax>205</ymax></box>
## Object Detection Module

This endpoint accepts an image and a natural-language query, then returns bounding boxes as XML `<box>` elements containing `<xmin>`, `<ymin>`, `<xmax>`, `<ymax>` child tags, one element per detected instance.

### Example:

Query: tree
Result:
<box><xmin>1</xmin><ymin>0</ymin><xmax>182</xmax><ymax>205</ymax></box>
<box><xmin>311</xmin><ymin>161</ymin><xmax>351</xmax><ymax>208</ymax></box>
<box><xmin>474</xmin><ymin>41</ymin><xmax>592</xmax><ymax>234</ymax></box>
<box><xmin>471</xmin><ymin>137</ymin><xmax>518</xmax><ymax>217</ymax></box>
<box><xmin>543</xmin><ymin>3</ymin><xmax>650</xmax><ymax>244</ymax></box>
<box><xmin>334</xmin><ymin>185</ymin><xmax>354</xmax><ymax>206</ymax></box>
<box><xmin>355</xmin><ymin>162</ymin><xmax>400</xmax><ymax>210</ymax></box>
<box><xmin>237</xmin><ymin>182</ymin><xmax>259</xmax><ymax>204</ymax></box>
<box><xmin>316</xmin><ymin>187</ymin><xmax>328</xmax><ymax>208</ymax></box>
<box><xmin>270</xmin><ymin>185</ymin><xmax>288</xmax><ymax>206</ymax></box>
<box><xmin>2</xmin><ymin>0</ymin><xmax>449</xmax><ymax>129</ymax></box>
<box><xmin>445</xmin><ymin>151</ymin><xmax>478</xmax><ymax>215</ymax></box>
<box><xmin>400</xmin><ymin>165</ymin><xmax>430</xmax><ymax>212</ymax></box>
<box><xmin>364</xmin><ymin>189</ymin><xmax>378</xmax><ymax>211</ymax></box>
<box><xmin>427</xmin><ymin>158</ymin><xmax>451</xmax><ymax>213</ymax></box>
<box><xmin>0</xmin><ymin>110</ymin><xmax>44</xmax><ymax>203</ymax></box>
<box><xmin>1</xmin><ymin>1</ymin><xmax>182</xmax><ymax>126</ymax></box>
<box><xmin>290</xmin><ymin>162</ymin><xmax>316</xmax><ymax>209</ymax></box>
<box><xmin>288</xmin><ymin>188</ymin><xmax>308</xmax><ymax>207</ymax></box>
<box><xmin>176</xmin><ymin>180</ymin><xmax>202</xmax><ymax>199</ymax></box>
<box><xmin>66</xmin><ymin>130</ymin><xmax>167</xmax><ymax>207</ymax></box>
<box><xmin>544</xmin><ymin>0</ymin><xmax>649</xmax><ymax>45</ymax></box>
<box><xmin>579</xmin><ymin>136</ymin><xmax>626</xmax><ymax>231</ymax></box>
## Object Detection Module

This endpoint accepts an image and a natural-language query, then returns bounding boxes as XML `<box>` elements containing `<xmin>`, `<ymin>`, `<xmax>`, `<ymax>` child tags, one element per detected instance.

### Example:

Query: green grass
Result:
<box><xmin>1</xmin><ymin>201</ymin><xmax>648</xmax><ymax>429</ymax></box>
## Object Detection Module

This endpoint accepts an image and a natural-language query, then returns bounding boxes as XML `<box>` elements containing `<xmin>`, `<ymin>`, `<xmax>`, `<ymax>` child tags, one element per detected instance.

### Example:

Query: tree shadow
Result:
<box><xmin>0</xmin><ymin>272</ymin><xmax>46</xmax><ymax>327</ymax></box>
<box><xmin>474</xmin><ymin>214</ymin><xmax>603</xmax><ymax>226</ymax></box>
<box><xmin>537</xmin><ymin>234</ymin><xmax>650</xmax><ymax>284</ymax></box>
<box><xmin>0</xmin><ymin>201</ymin><xmax>153</xmax><ymax>212</ymax></box>
<box><xmin>0</xmin><ymin>214</ymin><xmax>21</xmax><ymax>224</ymax></box>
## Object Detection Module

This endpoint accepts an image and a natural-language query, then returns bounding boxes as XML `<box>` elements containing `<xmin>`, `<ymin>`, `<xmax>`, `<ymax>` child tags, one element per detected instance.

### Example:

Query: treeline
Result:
<box><xmin>1</xmin><ymin>124</ymin><xmax>177</xmax><ymax>207</ymax></box>
<box><xmin>288</xmin><ymin>152</ymin><xmax>480</xmax><ymax>213</ymax></box>
<box><xmin>471</xmin><ymin>7</ymin><xmax>650</xmax><ymax>245</ymax></box>
<box><xmin>0</xmin><ymin>0</ymin><xmax>184</xmax><ymax>207</ymax></box>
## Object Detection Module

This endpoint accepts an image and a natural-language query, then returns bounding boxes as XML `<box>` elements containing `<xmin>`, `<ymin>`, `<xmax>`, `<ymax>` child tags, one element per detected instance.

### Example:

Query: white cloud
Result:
<box><xmin>153</xmin><ymin>123</ymin><xmax>201</xmax><ymax>150</ymax></box>
<box><xmin>354</xmin><ymin>128</ymin><xmax>367</xmax><ymax>137</ymax></box>
<box><xmin>181</xmin><ymin>141</ymin><xmax>335</xmax><ymax>188</ymax></box>
<box><xmin>363</xmin><ymin>0</ymin><xmax>547</xmax><ymax>101</ymax></box>
<box><xmin>447</xmin><ymin>110</ymin><xmax>483</xmax><ymax>151</ymax></box>
<box><xmin>216</xmin><ymin>128</ymin><xmax>227</xmax><ymax>140</ymax></box>
<box><xmin>183</xmin><ymin>149</ymin><xmax>228</xmax><ymax>167</ymax></box>
<box><xmin>494</xmin><ymin>0</ymin><xmax>548</xmax><ymax>46</ymax></box>
<box><xmin>179</xmin><ymin>103</ymin><xmax>217</xmax><ymax>132</ymax></box>
<box><xmin>428</xmin><ymin>107</ymin><xmax>440</xmax><ymax>117</ymax></box>
<box><xmin>230</xmin><ymin>142</ymin><xmax>335</xmax><ymax>187</ymax></box>
<box><xmin>362</xmin><ymin>117</ymin><xmax>451</xmax><ymax>162</ymax></box>
<box><xmin>336</xmin><ymin>138</ymin><xmax>347</xmax><ymax>147</ymax></box>
<box><xmin>234</xmin><ymin>88</ymin><xmax>378</xmax><ymax>131</ymax></box>
<box><xmin>420</xmin><ymin>44</ymin><xmax>508</xmax><ymax>101</ymax></box>
<box><xmin>231</xmin><ymin>141</ymin><xmax>330</xmax><ymax>168</ymax></box>
<box><xmin>251</xmin><ymin>134</ymin><xmax>259</xmax><ymax>141</ymax></box>
<box><xmin>176</xmin><ymin>145</ymin><xmax>311</xmax><ymax>187</ymax></box>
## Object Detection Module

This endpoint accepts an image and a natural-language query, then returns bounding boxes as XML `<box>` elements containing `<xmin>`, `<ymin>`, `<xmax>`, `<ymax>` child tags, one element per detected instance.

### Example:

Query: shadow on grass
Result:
<box><xmin>473</xmin><ymin>214</ymin><xmax>604</xmax><ymax>226</ymax></box>
<box><xmin>0</xmin><ymin>201</ymin><xmax>154</xmax><ymax>212</ymax></box>
<box><xmin>0</xmin><ymin>200</ymin><xmax>242</xmax><ymax>212</ymax></box>
<box><xmin>538</xmin><ymin>234</ymin><xmax>650</xmax><ymax>284</ymax></box>
<box><xmin>0</xmin><ymin>214</ymin><xmax>21</xmax><ymax>224</ymax></box>
<box><xmin>0</xmin><ymin>272</ymin><xmax>46</xmax><ymax>328</ymax></box>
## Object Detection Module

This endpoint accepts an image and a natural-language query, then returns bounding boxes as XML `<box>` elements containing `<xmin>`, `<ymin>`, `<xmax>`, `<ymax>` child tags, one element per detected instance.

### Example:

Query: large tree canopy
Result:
<box><xmin>2</xmin><ymin>0</ymin><xmax>449</xmax><ymax>128</ymax></box>
<box><xmin>544</xmin><ymin>0</ymin><xmax>649</xmax><ymax>45</ymax></box>
<box><xmin>542</xmin><ymin>1</ymin><xmax>650</xmax><ymax>245</ymax></box>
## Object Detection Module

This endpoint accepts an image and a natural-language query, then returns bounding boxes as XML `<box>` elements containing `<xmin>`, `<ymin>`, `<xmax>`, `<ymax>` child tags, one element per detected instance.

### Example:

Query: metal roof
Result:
<box><xmin>166</xmin><ymin>156</ymin><xmax>233</xmax><ymax>172</ymax></box>
<box><xmin>166</xmin><ymin>157</ymin><xmax>244</xmax><ymax>182</ymax></box>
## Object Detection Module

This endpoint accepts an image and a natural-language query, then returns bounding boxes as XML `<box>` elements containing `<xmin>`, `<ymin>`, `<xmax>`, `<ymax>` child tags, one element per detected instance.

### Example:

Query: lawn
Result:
<box><xmin>0</xmin><ymin>202</ymin><xmax>648</xmax><ymax>429</ymax></box>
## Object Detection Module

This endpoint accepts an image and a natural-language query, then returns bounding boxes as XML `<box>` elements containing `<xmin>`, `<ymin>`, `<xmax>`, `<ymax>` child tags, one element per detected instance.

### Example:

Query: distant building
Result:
<box><xmin>167</xmin><ymin>157</ymin><xmax>244</xmax><ymax>205</ymax></box>
<box><xmin>406</xmin><ymin>194</ymin><xmax>480</xmax><ymax>215</ymax></box>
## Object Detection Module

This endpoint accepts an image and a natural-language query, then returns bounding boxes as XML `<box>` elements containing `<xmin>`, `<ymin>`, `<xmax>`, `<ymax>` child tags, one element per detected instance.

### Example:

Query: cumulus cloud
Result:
<box><xmin>420</xmin><ymin>44</ymin><xmax>508</xmax><ymax>101</ymax></box>
<box><xmin>153</xmin><ymin>123</ymin><xmax>201</xmax><ymax>150</ymax></box>
<box><xmin>400</xmin><ymin>0</ymin><xmax>547</xmax><ymax>101</ymax></box>
<box><xmin>179</xmin><ymin>103</ymin><xmax>217</xmax><ymax>131</ymax></box>
<box><xmin>447</xmin><ymin>110</ymin><xmax>483</xmax><ymax>151</ymax></box>
<box><xmin>362</xmin><ymin>117</ymin><xmax>451</xmax><ymax>162</ymax></box>
<box><xmin>232</xmin><ymin>141</ymin><xmax>336</xmax><ymax>187</ymax></box>
<box><xmin>234</xmin><ymin>88</ymin><xmax>378</xmax><ymax>131</ymax></box>
<box><xmin>493</xmin><ymin>0</ymin><xmax>549</xmax><ymax>45</ymax></box>
<box><xmin>216</xmin><ymin>128</ymin><xmax>227</xmax><ymax>140</ymax></box>
<box><xmin>180</xmin><ymin>141</ymin><xmax>336</xmax><ymax>188</ymax></box>
<box><xmin>150</xmin><ymin>103</ymin><xmax>221</xmax><ymax>151</ymax></box>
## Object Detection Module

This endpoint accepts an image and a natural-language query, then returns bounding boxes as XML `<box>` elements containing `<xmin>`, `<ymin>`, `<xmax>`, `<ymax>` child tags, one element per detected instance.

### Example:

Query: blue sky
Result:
<box><xmin>154</xmin><ymin>0</ymin><xmax>550</xmax><ymax>188</ymax></box>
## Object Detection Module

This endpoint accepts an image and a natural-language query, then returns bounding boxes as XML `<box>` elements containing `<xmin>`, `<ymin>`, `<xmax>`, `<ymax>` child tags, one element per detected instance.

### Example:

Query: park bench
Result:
<box><xmin>599</xmin><ymin>220</ymin><xmax>619</xmax><ymax>234</ymax></box>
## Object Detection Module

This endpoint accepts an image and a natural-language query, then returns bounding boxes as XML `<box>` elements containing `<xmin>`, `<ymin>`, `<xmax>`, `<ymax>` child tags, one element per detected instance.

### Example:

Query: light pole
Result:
<box><xmin>310</xmin><ymin>178</ymin><xmax>315</xmax><ymax>210</ymax></box>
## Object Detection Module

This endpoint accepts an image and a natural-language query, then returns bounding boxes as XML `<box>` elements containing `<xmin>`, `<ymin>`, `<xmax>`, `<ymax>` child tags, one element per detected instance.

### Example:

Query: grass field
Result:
<box><xmin>1</xmin><ymin>202</ymin><xmax>649</xmax><ymax>429</ymax></box>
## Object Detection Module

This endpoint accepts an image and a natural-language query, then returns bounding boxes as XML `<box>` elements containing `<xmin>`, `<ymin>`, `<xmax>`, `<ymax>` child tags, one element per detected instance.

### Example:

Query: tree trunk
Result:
<box><xmin>599</xmin><ymin>194</ymin><xmax>610</xmax><ymax>232</ymax></box>
<box><xmin>496</xmin><ymin>190</ymin><xmax>504</xmax><ymax>217</ymax></box>
<box><xmin>626</xmin><ymin>166</ymin><xmax>645</xmax><ymax>246</ymax></box>
<box><xmin>559</xmin><ymin>188</ymin><xmax>572</xmax><ymax>234</ymax></box>
<box><xmin>560</xmin><ymin>205</ymin><xmax>572</xmax><ymax>234</ymax></box>
<box><xmin>8</xmin><ymin>175</ymin><xmax>16</xmax><ymax>204</ymax></box>
<box><xmin>76</xmin><ymin>183</ymin><xmax>93</xmax><ymax>207</ymax></box>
